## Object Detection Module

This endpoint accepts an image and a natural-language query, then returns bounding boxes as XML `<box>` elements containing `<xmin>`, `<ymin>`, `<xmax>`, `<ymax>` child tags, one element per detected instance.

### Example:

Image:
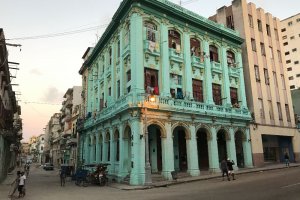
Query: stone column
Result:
<box><xmin>160</xmin><ymin>21</ymin><xmax>171</xmax><ymax>97</ymax></box>
<box><xmin>243</xmin><ymin>128</ymin><xmax>254</xmax><ymax>168</ymax></box>
<box><xmin>119</xmin><ymin>28</ymin><xmax>124</xmax><ymax>96</ymax></box>
<box><xmin>208</xmin><ymin>126</ymin><xmax>220</xmax><ymax>172</ymax></box>
<box><xmin>237</xmin><ymin>51</ymin><xmax>248</xmax><ymax>109</ymax></box>
<box><xmin>226</xmin><ymin>127</ymin><xmax>238</xmax><ymax>170</ymax></box>
<box><xmin>161</xmin><ymin>121</ymin><xmax>174</xmax><ymax>180</ymax></box>
<box><xmin>90</xmin><ymin>134</ymin><xmax>94</xmax><ymax>163</ymax></box>
<box><xmin>203</xmin><ymin>39</ymin><xmax>214</xmax><ymax>104</ymax></box>
<box><xmin>111</xmin><ymin>42</ymin><xmax>116</xmax><ymax>100</ymax></box>
<box><xmin>118</xmin><ymin>125</ymin><xmax>127</xmax><ymax>178</ymax></box>
<box><xmin>130</xmin><ymin>118</ymin><xmax>145</xmax><ymax>185</ymax></box>
<box><xmin>130</xmin><ymin>12</ymin><xmax>144</xmax><ymax>96</ymax></box>
<box><xmin>84</xmin><ymin>135</ymin><xmax>89</xmax><ymax>164</ymax></box>
<box><xmin>186</xmin><ymin>124</ymin><xmax>200</xmax><ymax>176</ymax></box>
<box><xmin>96</xmin><ymin>133</ymin><xmax>100</xmax><ymax>163</ymax></box>
<box><xmin>109</xmin><ymin>128</ymin><xmax>115</xmax><ymax>173</ymax></box>
<box><xmin>221</xmin><ymin>46</ymin><xmax>232</xmax><ymax>106</ymax></box>
<box><xmin>183</xmin><ymin>31</ymin><xmax>193</xmax><ymax>100</ymax></box>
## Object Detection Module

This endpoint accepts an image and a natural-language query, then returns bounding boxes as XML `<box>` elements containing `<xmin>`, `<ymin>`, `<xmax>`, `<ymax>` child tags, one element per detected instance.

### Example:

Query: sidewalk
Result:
<box><xmin>109</xmin><ymin>163</ymin><xmax>300</xmax><ymax>190</ymax></box>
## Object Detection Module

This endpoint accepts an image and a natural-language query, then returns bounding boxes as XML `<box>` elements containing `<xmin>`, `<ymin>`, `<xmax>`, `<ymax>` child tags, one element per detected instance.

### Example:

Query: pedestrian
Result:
<box><xmin>227</xmin><ymin>158</ymin><xmax>236</xmax><ymax>180</ymax></box>
<box><xmin>60</xmin><ymin>168</ymin><xmax>66</xmax><ymax>187</ymax></box>
<box><xmin>18</xmin><ymin>172</ymin><xmax>26</xmax><ymax>198</ymax></box>
<box><xmin>220</xmin><ymin>158</ymin><xmax>230</xmax><ymax>181</ymax></box>
<box><xmin>284</xmin><ymin>152</ymin><xmax>290</xmax><ymax>167</ymax></box>
<box><xmin>8</xmin><ymin>171</ymin><xmax>21</xmax><ymax>198</ymax></box>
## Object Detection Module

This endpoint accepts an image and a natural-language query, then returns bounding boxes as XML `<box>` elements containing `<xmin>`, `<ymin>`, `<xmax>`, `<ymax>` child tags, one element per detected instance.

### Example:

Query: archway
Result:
<box><xmin>173</xmin><ymin>126</ymin><xmax>188</xmax><ymax>172</ymax></box>
<box><xmin>114</xmin><ymin>130</ymin><xmax>120</xmax><ymax>162</ymax></box>
<box><xmin>217</xmin><ymin>129</ymin><xmax>228</xmax><ymax>162</ymax></box>
<box><xmin>235</xmin><ymin>131</ymin><xmax>245</xmax><ymax>168</ymax></box>
<box><xmin>196</xmin><ymin>128</ymin><xmax>209</xmax><ymax>170</ymax></box>
<box><xmin>148</xmin><ymin>124</ymin><xmax>163</xmax><ymax>173</ymax></box>
<box><xmin>124</xmin><ymin>126</ymin><xmax>132</xmax><ymax>172</ymax></box>
<box><xmin>105</xmin><ymin>132</ymin><xmax>110</xmax><ymax>162</ymax></box>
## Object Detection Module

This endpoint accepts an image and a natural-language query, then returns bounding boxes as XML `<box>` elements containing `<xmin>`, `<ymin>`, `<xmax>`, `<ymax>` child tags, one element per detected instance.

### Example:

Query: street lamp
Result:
<box><xmin>143</xmin><ymin>94</ymin><xmax>155</xmax><ymax>185</ymax></box>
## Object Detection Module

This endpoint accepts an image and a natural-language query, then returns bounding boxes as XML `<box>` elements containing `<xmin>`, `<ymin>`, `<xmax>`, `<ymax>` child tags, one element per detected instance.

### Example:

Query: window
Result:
<box><xmin>108</xmin><ymin>87</ymin><xmax>111</xmax><ymax>96</ymax></box>
<box><xmin>277</xmin><ymin>51</ymin><xmax>282</xmax><ymax>62</ymax></box>
<box><xmin>286</xmin><ymin>60</ymin><xmax>291</xmax><ymax>64</ymax></box>
<box><xmin>296</xmin><ymin>74</ymin><xmax>300</xmax><ymax>77</ymax></box>
<box><xmin>297</xmin><ymin>18</ymin><xmax>300</xmax><ymax>22</ymax></box>
<box><xmin>190</xmin><ymin>38</ymin><xmax>201</xmax><ymax>57</ymax></box>
<box><xmin>209</xmin><ymin>45</ymin><xmax>219</xmax><ymax>62</ymax></box>
<box><xmin>281</xmin><ymin>75</ymin><xmax>286</xmax><ymax>89</ymax></box>
<box><xmin>268</xmin><ymin>100</ymin><xmax>274</xmax><ymax>120</ymax></box>
<box><xmin>117</xmin><ymin>40</ymin><xmax>120</xmax><ymax>58</ymax></box>
<box><xmin>145</xmin><ymin>68</ymin><xmax>159</xmax><ymax>95</ymax></box>
<box><xmin>171</xmin><ymin>74</ymin><xmax>182</xmax><ymax>86</ymax></box>
<box><xmin>290</xmin><ymin>36</ymin><xmax>295</xmax><ymax>40</ymax></box>
<box><xmin>266</xmin><ymin>24</ymin><xmax>271</xmax><ymax>36</ymax></box>
<box><xmin>109</xmin><ymin>47</ymin><xmax>112</xmax><ymax>65</ymax></box>
<box><xmin>290</xmin><ymin>85</ymin><xmax>295</xmax><ymax>89</ymax></box>
<box><xmin>127</xmin><ymin>70</ymin><xmax>131</xmax><ymax>82</ymax></box>
<box><xmin>226</xmin><ymin>15</ymin><xmax>234</xmax><ymax>29</ymax></box>
<box><xmin>100</xmin><ymin>93</ymin><xmax>104</xmax><ymax>110</ymax></box>
<box><xmin>269</xmin><ymin>46</ymin><xmax>273</xmax><ymax>59</ymax></box>
<box><xmin>258</xmin><ymin>99</ymin><xmax>265</xmax><ymax>119</ymax></box>
<box><xmin>288</xmin><ymin>21</ymin><xmax>293</xmax><ymax>26</ymax></box>
<box><xmin>294</xmin><ymin>61</ymin><xmax>299</xmax><ymax>64</ymax></box>
<box><xmin>227</xmin><ymin>51</ymin><xmax>235</xmax><ymax>66</ymax></box>
<box><xmin>282</xmin><ymin>35</ymin><xmax>287</xmax><ymax>39</ymax></box>
<box><xmin>264</xmin><ymin>68</ymin><xmax>270</xmax><ymax>85</ymax></box>
<box><xmin>254</xmin><ymin>65</ymin><xmax>260</xmax><ymax>82</ymax></box>
<box><xmin>117</xmin><ymin>80</ymin><xmax>120</xmax><ymax>98</ymax></box>
<box><xmin>145</xmin><ymin>21</ymin><xmax>157</xmax><ymax>42</ymax></box>
<box><xmin>285</xmin><ymin>52</ymin><xmax>290</xmax><ymax>55</ymax></box>
<box><xmin>274</xmin><ymin>29</ymin><xmax>279</xmax><ymax>40</ymax></box>
<box><xmin>251</xmin><ymin>38</ymin><xmax>256</xmax><ymax>51</ymax></box>
<box><xmin>230</xmin><ymin>87</ymin><xmax>238</xmax><ymax>106</ymax></box>
<box><xmin>283</xmin><ymin>42</ymin><xmax>288</xmax><ymax>46</ymax></box>
<box><xmin>192</xmin><ymin>79</ymin><xmax>203</xmax><ymax>102</ymax></box>
<box><xmin>124</xmin><ymin>24</ymin><xmax>130</xmax><ymax>47</ymax></box>
<box><xmin>248</xmin><ymin>15</ymin><xmax>254</xmax><ymax>27</ymax></box>
<box><xmin>281</xmin><ymin>28</ymin><xmax>286</xmax><ymax>32</ymax></box>
<box><xmin>260</xmin><ymin>43</ymin><xmax>266</xmax><ymax>55</ymax></box>
<box><xmin>212</xmin><ymin>84</ymin><xmax>222</xmax><ymax>105</ymax></box>
<box><xmin>287</xmin><ymin>67</ymin><xmax>292</xmax><ymax>71</ymax></box>
<box><xmin>257</xmin><ymin>20</ymin><xmax>262</xmax><ymax>32</ymax></box>
<box><xmin>277</xmin><ymin>102</ymin><xmax>283</xmax><ymax>120</ymax></box>
<box><xmin>292</xmin><ymin>48</ymin><xmax>297</xmax><ymax>52</ymax></box>
<box><xmin>168</xmin><ymin>30</ymin><xmax>181</xmax><ymax>51</ymax></box>
<box><xmin>273</xmin><ymin>72</ymin><xmax>278</xmax><ymax>87</ymax></box>
<box><xmin>127</xmin><ymin>86</ymin><xmax>131</xmax><ymax>93</ymax></box>
<box><xmin>288</xmin><ymin>76</ymin><xmax>294</xmax><ymax>80</ymax></box>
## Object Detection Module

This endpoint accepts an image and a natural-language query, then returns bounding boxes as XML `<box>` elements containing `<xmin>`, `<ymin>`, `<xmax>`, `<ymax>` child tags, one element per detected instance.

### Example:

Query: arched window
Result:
<box><xmin>190</xmin><ymin>38</ymin><xmax>201</xmax><ymax>57</ymax></box>
<box><xmin>124</xmin><ymin>23</ymin><xmax>130</xmax><ymax>47</ymax></box>
<box><xmin>168</xmin><ymin>30</ymin><xmax>181</xmax><ymax>51</ymax></box>
<box><xmin>144</xmin><ymin>21</ymin><xmax>157</xmax><ymax>42</ymax></box>
<box><xmin>209</xmin><ymin>45</ymin><xmax>219</xmax><ymax>62</ymax></box>
<box><xmin>227</xmin><ymin>51</ymin><xmax>235</xmax><ymax>66</ymax></box>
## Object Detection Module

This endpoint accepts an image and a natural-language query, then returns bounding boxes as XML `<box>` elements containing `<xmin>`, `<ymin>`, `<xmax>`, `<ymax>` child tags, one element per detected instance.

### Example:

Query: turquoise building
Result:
<box><xmin>78</xmin><ymin>0</ymin><xmax>253</xmax><ymax>185</ymax></box>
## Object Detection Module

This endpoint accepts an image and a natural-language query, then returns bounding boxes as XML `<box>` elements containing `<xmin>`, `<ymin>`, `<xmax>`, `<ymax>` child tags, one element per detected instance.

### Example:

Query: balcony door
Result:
<box><xmin>145</xmin><ymin>68</ymin><xmax>159</xmax><ymax>95</ymax></box>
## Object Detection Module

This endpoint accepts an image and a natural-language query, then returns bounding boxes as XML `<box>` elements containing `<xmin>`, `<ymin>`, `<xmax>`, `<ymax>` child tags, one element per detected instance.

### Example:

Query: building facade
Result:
<box><xmin>281</xmin><ymin>13</ymin><xmax>300</xmax><ymax>90</ymax></box>
<box><xmin>0</xmin><ymin>29</ymin><xmax>22</xmax><ymax>182</ymax></box>
<box><xmin>78</xmin><ymin>0</ymin><xmax>253</xmax><ymax>185</ymax></box>
<box><xmin>210</xmin><ymin>0</ymin><xmax>299</xmax><ymax>167</ymax></box>
<box><xmin>36</xmin><ymin>134</ymin><xmax>45</xmax><ymax>164</ymax></box>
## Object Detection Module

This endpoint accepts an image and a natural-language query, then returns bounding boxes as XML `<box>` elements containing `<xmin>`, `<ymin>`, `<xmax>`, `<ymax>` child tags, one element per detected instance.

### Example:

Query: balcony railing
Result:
<box><xmin>83</xmin><ymin>93</ymin><xmax>251</xmax><ymax>130</ymax></box>
<box><xmin>169</xmin><ymin>48</ymin><xmax>183</xmax><ymax>62</ymax></box>
<box><xmin>211</xmin><ymin>61</ymin><xmax>222</xmax><ymax>73</ymax></box>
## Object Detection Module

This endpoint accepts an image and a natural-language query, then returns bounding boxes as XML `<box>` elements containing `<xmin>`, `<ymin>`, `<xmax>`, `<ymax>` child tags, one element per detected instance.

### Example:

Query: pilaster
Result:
<box><xmin>237</xmin><ymin>51</ymin><xmax>248</xmax><ymax>109</ymax></box>
<box><xmin>226</xmin><ymin>127</ymin><xmax>238</xmax><ymax>170</ymax></box>
<box><xmin>203</xmin><ymin>40</ymin><xmax>214</xmax><ymax>104</ymax></box>
<box><xmin>243</xmin><ymin>128</ymin><xmax>254</xmax><ymax>168</ymax></box>
<box><xmin>183</xmin><ymin>31</ymin><xmax>193</xmax><ymax>100</ymax></box>
<box><xmin>160</xmin><ymin>22</ymin><xmax>171</xmax><ymax>97</ymax></box>
<box><xmin>221</xmin><ymin>46</ymin><xmax>232</xmax><ymax>106</ymax></box>
<box><xmin>119</xmin><ymin>28</ymin><xmax>124</xmax><ymax>96</ymax></box>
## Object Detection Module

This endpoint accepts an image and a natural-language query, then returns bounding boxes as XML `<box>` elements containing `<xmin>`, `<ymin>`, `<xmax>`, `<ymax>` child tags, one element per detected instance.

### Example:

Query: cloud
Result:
<box><xmin>30</xmin><ymin>68</ymin><xmax>43</xmax><ymax>75</ymax></box>
<box><xmin>41</xmin><ymin>87</ymin><xmax>64</xmax><ymax>103</ymax></box>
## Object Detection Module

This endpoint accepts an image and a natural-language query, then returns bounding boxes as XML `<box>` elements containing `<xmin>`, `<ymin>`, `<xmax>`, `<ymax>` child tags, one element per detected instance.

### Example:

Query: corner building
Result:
<box><xmin>79</xmin><ymin>0</ymin><xmax>253</xmax><ymax>185</ymax></box>
<box><xmin>210</xmin><ymin>0</ymin><xmax>299</xmax><ymax>167</ymax></box>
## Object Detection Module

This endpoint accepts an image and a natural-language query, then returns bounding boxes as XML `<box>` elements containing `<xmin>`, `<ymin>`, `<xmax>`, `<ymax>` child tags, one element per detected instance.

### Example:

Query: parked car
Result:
<box><xmin>43</xmin><ymin>163</ymin><xmax>54</xmax><ymax>170</ymax></box>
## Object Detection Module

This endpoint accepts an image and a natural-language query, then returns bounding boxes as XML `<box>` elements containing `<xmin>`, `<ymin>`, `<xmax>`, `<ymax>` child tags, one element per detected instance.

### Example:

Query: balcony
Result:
<box><xmin>169</xmin><ymin>48</ymin><xmax>183</xmax><ymax>62</ymax></box>
<box><xmin>65</xmin><ymin>98</ymin><xmax>73</xmax><ymax>108</ymax></box>
<box><xmin>211</xmin><ymin>61</ymin><xmax>222</xmax><ymax>73</ymax></box>
<box><xmin>123</xmin><ymin>44</ymin><xmax>130</xmax><ymax>58</ymax></box>
<box><xmin>83</xmin><ymin>93</ymin><xmax>251</xmax><ymax>130</ymax></box>
<box><xmin>191</xmin><ymin>56</ymin><xmax>204</xmax><ymax>68</ymax></box>
<box><xmin>228</xmin><ymin>66</ymin><xmax>240</xmax><ymax>77</ymax></box>
<box><xmin>144</xmin><ymin>40</ymin><xmax>160</xmax><ymax>56</ymax></box>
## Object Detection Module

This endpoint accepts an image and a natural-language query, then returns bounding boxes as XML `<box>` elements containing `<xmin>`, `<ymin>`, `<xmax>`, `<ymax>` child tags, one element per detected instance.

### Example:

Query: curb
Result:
<box><xmin>114</xmin><ymin>164</ymin><xmax>300</xmax><ymax>190</ymax></box>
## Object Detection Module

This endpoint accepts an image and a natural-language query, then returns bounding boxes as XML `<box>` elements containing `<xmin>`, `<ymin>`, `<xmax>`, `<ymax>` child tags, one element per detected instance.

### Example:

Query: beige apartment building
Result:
<box><xmin>281</xmin><ymin>13</ymin><xmax>300</xmax><ymax>90</ymax></box>
<box><xmin>210</xmin><ymin>0</ymin><xmax>299</xmax><ymax>167</ymax></box>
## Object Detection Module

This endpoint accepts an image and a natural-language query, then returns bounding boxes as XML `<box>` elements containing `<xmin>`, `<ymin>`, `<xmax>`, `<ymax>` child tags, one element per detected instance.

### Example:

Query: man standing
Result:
<box><xmin>18</xmin><ymin>172</ymin><xmax>26</xmax><ymax>198</ymax></box>
<box><xmin>284</xmin><ymin>152</ymin><xmax>290</xmax><ymax>167</ymax></box>
<box><xmin>227</xmin><ymin>158</ymin><xmax>236</xmax><ymax>180</ymax></box>
<box><xmin>220</xmin><ymin>158</ymin><xmax>230</xmax><ymax>181</ymax></box>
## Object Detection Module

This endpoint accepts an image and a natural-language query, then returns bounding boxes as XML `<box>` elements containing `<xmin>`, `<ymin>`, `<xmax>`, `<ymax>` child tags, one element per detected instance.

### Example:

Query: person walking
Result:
<box><xmin>227</xmin><ymin>158</ymin><xmax>236</xmax><ymax>180</ymax></box>
<box><xmin>8</xmin><ymin>171</ymin><xmax>21</xmax><ymax>198</ymax></box>
<box><xmin>60</xmin><ymin>168</ymin><xmax>66</xmax><ymax>187</ymax></box>
<box><xmin>284</xmin><ymin>152</ymin><xmax>290</xmax><ymax>167</ymax></box>
<box><xmin>220</xmin><ymin>158</ymin><xmax>230</xmax><ymax>181</ymax></box>
<box><xmin>18</xmin><ymin>172</ymin><xmax>26</xmax><ymax>198</ymax></box>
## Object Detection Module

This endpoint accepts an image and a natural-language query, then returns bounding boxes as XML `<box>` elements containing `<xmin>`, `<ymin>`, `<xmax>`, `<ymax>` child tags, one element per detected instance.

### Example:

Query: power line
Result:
<box><xmin>6</xmin><ymin>24</ymin><xmax>109</xmax><ymax>41</ymax></box>
<box><xmin>22</xmin><ymin>101</ymin><xmax>61</xmax><ymax>106</ymax></box>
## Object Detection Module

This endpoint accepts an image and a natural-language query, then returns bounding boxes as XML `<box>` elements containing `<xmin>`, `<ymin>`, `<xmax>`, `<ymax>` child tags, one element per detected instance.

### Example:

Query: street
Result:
<box><xmin>1</xmin><ymin>166</ymin><xmax>300</xmax><ymax>200</ymax></box>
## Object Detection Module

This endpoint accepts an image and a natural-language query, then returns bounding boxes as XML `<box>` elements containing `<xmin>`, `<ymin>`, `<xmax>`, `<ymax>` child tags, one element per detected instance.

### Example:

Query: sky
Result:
<box><xmin>0</xmin><ymin>0</ymin><xmax>299</xmax><ymax>142</ymax></box>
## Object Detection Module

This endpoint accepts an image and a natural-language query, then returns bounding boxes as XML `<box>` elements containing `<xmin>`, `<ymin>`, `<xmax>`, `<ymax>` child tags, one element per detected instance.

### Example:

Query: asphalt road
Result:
<box><xmin>1</xmin><ymin>165</ymin><xmax>300</xmax><ymax>200</ymax></box>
